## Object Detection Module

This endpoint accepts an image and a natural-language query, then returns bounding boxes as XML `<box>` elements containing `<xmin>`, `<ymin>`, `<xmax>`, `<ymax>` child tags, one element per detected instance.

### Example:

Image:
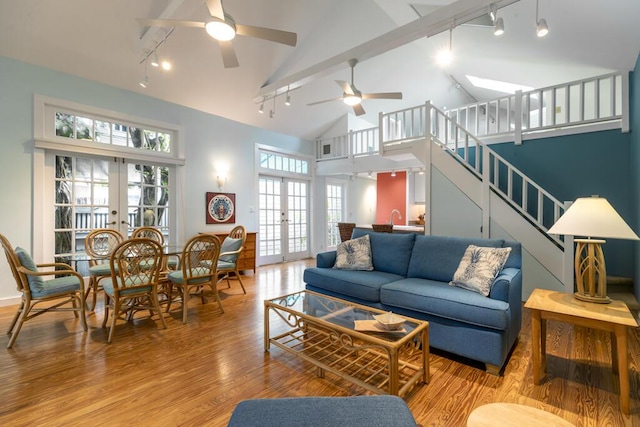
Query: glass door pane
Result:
<box><xmin>285</xmin><ymin>179</ymin><xmax>309</xmax><ymax>261</ymax></box>
<box><xmin>258</xmin><ymin>176</ymin><xmax>283</xmax><ymax>265</ymax></box>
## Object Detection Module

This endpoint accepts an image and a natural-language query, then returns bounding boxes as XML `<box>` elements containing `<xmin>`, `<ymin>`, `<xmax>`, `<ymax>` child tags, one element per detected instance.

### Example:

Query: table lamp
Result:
<box><xmin>547</xmin><ymin>196</ymin><xmax>639</xmax><ymax>303</ymax></box>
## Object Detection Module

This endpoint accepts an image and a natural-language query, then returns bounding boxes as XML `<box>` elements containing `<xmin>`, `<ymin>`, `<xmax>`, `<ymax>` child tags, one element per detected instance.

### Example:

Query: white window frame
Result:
<box><xmin>32</xmin><ymin>94</ymin><xmax>186</xmax><ymax>262</ymax></box>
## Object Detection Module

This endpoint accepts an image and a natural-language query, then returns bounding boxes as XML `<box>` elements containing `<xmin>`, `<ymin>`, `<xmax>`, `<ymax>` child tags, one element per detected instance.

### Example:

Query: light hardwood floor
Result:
<box><xmin>0</xmin><ymin>259</ymin><xmax>639</xmax><ymax>426</ymax></box>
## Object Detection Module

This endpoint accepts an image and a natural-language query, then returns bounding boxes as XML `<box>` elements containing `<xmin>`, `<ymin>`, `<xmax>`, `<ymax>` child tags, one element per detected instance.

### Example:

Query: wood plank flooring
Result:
<box><xmin>0</xmin><ymin>259</ymin><xmax>639</xmax><ymax>426</ymax></box>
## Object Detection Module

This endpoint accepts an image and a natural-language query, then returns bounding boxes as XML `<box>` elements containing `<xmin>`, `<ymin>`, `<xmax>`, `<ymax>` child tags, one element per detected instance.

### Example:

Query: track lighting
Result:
<box><xmin>285</xmin><ymin>86</ymin><xmax>291</xmax><ymax>106</ymax></box>
<box><xmin>151</xmin><ymin>51</ymin><xmax>159</xmax><ymax>67</ymax></box>
<box><xmin>494</xmin><ymin>17</ymin><xmax>504</xmax><ymax>36</ymax></box>
<box><xmin>139</xmin><ymin>61</ymin><xmax>149</xmax><ymax>88</ymax></box>
<box><xmin>259</xmin><ymin>103</ymin><xmax>264</xmax><ymax>114</ymax></box>
<box><xmin>418</xmin><ymin>168</ymin><xmax>425</xmax><ymax>175</ymax></box>
<box><xmin>269</xmin><ymin>110</ymin><xmax>274</xmax><ymax>119</ymax></box>
<box><xmin>391</xmin><ymin>170</ymin><xmax>396</xmax><ymax>177</ymax></box>
<box><xmin>368</xmin><ymin>171</ymin><xmax>372</xmax><ymax>178</ymax></box>
<box><xmin>270</xmin><ymin>96</ymin><xmax>276</xmax><ymax>118</ymax></box>
<box><xmin>536</xmin><ymin>19</ymin><xmax>548</xmax><ymax>37</ymax></box>
<box><xmin>536</xmin><ymin>0</ymin><xmax>548</xmax><ymax>37</ymax></box>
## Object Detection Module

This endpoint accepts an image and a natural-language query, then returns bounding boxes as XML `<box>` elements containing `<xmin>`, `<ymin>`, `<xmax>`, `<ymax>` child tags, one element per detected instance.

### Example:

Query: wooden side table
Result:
<box><xmin>525</xmin><ymin>288</ymin><xmax>638</xmax><ymax>415</ymax></box>
<box><xmin>201</xmin><ymin>231</ymin><xmax>257</xmax><ymax>273</ymax></box>
<box><xmin>467</xmin><ymin>403</ymin><xmax>573</xmax><ymax>426</ymax></box>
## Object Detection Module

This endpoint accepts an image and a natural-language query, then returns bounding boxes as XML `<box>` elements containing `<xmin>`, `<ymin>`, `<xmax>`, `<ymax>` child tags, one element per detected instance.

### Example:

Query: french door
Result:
<box><xmin>51</xmin><ymin>154</ymin><xmax>174</xmax><ymax>269</ymax></box>
<box><xmin>258</xmin><ymin>176</ymin><xmax>310</xmax><ymax>265</ymax></box>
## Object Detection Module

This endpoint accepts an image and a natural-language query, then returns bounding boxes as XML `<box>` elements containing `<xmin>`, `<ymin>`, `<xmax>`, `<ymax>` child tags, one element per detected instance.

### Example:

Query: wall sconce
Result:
<box><xmin>216</xmin><ymin>163</ymin><xmax>229</xmax><ymax>190</ymax></box>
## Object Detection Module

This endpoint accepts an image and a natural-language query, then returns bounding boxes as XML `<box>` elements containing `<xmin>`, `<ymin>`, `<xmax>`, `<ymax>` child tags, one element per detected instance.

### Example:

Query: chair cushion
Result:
<box><xmin>14</xmin><ymin>247</ymin><xmax>44</xmax><ymax>293</ymax></box>
<box><xmin>167</xmin><ymin>267</ymin><xmax>211</xmax><ymax>285</ymax></box>
<box><xmin>89</xmin><ymin>264</ymin><xmax>114</xmax><ymax>276</ymax></box>
<box><xmin>449</xmin><ymin>245</ymin><xmax>512</xmax><ymax>296</ymax></box>
<box><xmin>220</xmin><ymin>237</ymin><xmax>243</xmax><ymax>262</ymax></box>
<box><xmin>102</xmin><ymin>277</ymin><xmax>152</xmax><ymax>296</ymax></box>
<box><xmin>30</xmin><ymin>275</ymin><xmax>82</xmax><ymax>299</ymax></box>
<box><xmin>334</xmin><ymin>234</ymin><xmax>373</xmax><ymax>271</ymax></box>
<box><xmin>217</xmin><ymin>260</ymin><xmax>235</xmax><ymax>271</ymax></box>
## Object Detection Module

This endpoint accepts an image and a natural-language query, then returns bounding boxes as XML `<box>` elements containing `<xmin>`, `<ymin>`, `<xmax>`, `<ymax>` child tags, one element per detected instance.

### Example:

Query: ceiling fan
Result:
<box><xmin>307</xmin><ymin>59</ymin><xmax>403</xmax><ymax>116</ymax></box>
<box><xmin>137</xmin><ymin>0</ymin><xmax>297</xmax><ymax>68</ymax></box>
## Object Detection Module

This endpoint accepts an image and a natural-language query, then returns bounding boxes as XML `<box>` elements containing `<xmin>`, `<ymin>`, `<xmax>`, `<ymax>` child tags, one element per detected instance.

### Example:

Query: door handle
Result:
<box><xmin>107</xmin><ymin>221</ymin><xmax>117</xmax><ymax>225</ymax></box>
<box><xmin>121</xmin><ymin>220</ymin><xmax>130</xmax><ymax>226</ymax></box>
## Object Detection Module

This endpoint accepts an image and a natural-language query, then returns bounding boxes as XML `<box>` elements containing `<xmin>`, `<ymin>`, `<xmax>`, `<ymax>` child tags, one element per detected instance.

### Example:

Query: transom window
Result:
<box><xmin>259</xmin><ymin>151</ymin><xmax>309</xmax><ymax>175</ymax></box>
<box><xmin>55</xmin><ymin>111</ymin><xmax>171</xmax><ymax>153</ymax></box>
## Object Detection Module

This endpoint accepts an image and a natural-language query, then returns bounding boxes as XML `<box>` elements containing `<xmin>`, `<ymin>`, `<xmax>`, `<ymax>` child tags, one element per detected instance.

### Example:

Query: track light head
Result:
<box><xmin>494</xmin><ymin>17</ymin><xmax>504</xmax><ymax>36</ymax></box>
<box><xmin>391</xmin><ymin>170</ymin><xmax>396</xmax><ymax>177</ymax></box>
<box><xmin>258</xmin><ymin>102</ymin><xmax>264</xmax><ymax>114</ymax></box>
<box><xmin>285</xmin><ymin>94</ymin><xmax>291</xmax><ymax>106</ymax></box>
<box><xmin>139</xmin><ymin>76</ymin><xmax>148</xmax><ymax>88</ymax></box>
<box><xmin>151</xmin><ymin>51</ymin><xmax>159</xmax><ymax>67</ymax></box>
<box><xmin>536</xmin><ymin>18</ymin><xmax>549</xmax><ymax>37</ymax></box>
<box><xmin>269</xmin><ymin>110</ymin><xmax>274</xmax><ymax>119</ymax></box>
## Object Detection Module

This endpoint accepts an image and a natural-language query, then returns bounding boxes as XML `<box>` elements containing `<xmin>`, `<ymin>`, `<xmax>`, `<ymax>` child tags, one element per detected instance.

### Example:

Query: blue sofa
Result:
<box><xmin>303</xmin><ymin>229</ymin><xmax>522</xmax><ymax>374</ymax></box>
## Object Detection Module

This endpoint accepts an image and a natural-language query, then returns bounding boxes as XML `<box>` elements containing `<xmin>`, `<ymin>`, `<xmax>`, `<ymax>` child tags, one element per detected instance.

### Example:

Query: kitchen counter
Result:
<box><xmin>355</xmin><ymin>225</ymin><xmax>425</xmax><ymax>234</ymax></box>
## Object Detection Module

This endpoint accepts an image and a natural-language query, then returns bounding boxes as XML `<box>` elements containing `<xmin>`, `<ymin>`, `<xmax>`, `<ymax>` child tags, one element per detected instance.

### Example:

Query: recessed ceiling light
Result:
<box><xmin>465</xmin><ymin>75</ymin><xmax>533</xmax><ymax>94</ymax></box>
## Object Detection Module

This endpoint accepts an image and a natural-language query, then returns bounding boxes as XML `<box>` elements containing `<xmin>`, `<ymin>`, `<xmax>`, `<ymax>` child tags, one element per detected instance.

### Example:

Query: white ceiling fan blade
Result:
<box><xmin>235</xmin><ymin>24</ymin><xmax>297</xmax><ymax>47</ymax></box>
<box><xmin>362</xmin><ymin>92</ymin><xmax>403</xmax><ymax>100</ymax></box>
<box><xmin>353</xmin><ymin>103</ymin><xmax>366</xmax><ymax>116</ymax></box>
<box><xmin>137</xmin><ymin>18</ymin><xmax>205</xmax><ymax>29</ymax></box>
<box><xmin>218</xmin><ymin>40</ymin><xmax>239</xmax><ymax>68</ymax></box>
<box><xmin>205</xmin><ymin>0</ymin><xmax>225</xmax><ymax>20</ymax></box>
<box><xmin>336</xmin><ymin>80</ymin><xmax>354</xmax><ymax>95</ymax></box>
<box><xmin>307</xmin><ymin>97</ymin><xmax>343</xmax><ymax>106</ymax></box>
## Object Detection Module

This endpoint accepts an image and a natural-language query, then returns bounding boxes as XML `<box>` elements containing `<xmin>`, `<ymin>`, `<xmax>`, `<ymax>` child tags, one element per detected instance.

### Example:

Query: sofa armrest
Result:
<box><xmin>489</xmin><ymin>268</ymin><xmax>521</xmax><ymax>303</ymax></box>
<box><xmin>317</xmin><ymin>251</ymin><xmax>337</xmax><ymax>268</ymax></box>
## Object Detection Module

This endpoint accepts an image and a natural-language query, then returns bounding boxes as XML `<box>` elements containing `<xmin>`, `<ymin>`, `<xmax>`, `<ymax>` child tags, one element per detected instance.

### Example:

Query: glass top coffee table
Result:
<box><xmin>264</xmin><ymin>290</ymin><xmax>429</xmax><ymax>397</ymax></box>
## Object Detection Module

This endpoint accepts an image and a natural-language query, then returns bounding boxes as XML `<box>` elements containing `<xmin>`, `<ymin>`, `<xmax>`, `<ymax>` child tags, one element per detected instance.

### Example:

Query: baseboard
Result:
<box><xmin>0</xmin><ymin>296</ymin><xmax>20</xmax><ymax>307</ymax></box>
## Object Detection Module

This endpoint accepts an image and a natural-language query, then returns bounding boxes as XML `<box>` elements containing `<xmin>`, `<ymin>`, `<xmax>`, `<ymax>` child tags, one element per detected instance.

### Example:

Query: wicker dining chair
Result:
<box><xmin>101</xmin><ymin>237</ymin><xmax>167</xmax><ymax>343</ymax></box>
<box><xmin>337</xmin><ymin>222</ymin><xmax>356</xmax><ymax>242</ymax></box>
<box><xmin>166</xmin><ymin>234</ymin><xmax>223</xmax><ymax>324</ymax></box>
<box><xmin>131</xmin><ymin>226</ymin><xmax>179</xmax><ymax>270</ymax></box>
<box><xmin>0</xmin><ymin>233</ymin><xmax>87</xmax><ymax>348</ymax></box>
<box><xmin>216</xmin><ymin>225</ymin><xmax>247</xmax><ymax>294</ymax></box>
<box><xmin>84</xmin><ymin>228</ymin><xmax>125</xmax><ymax>311</ymax></box>
<box><xmin>372</xmin><ymin>224</ymin><xmax>394</xmax><ymax>233</ymax></box>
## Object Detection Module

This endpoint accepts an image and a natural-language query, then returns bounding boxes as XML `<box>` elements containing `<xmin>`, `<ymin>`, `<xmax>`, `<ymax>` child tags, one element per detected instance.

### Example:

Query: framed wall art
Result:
<box><xmin>206</xmin><ymin>192</ymin><xmax>236</xmax><ymax>224</ymax></box>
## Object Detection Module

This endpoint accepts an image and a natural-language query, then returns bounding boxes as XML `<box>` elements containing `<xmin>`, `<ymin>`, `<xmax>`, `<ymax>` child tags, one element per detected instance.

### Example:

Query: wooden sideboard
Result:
<box><xmin>201</xmin><ymin>231</ymin><xmax>257</xmax><ymax>273</ymax></box>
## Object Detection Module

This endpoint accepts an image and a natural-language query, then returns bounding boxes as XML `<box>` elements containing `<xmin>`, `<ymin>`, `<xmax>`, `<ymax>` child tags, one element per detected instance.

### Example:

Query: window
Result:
<box><xmin>326</xmin><ymin>183</ymin><xmax>345</xmax><ymax>248</ymax></box>
<box><xmin>259</xmin><ymin>151</ymin><xmax>308</xmax><ymax>175</ymax></box>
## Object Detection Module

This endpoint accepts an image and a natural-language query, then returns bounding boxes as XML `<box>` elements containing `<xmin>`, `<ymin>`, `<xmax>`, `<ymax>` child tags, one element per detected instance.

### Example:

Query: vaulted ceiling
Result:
<box><xmin>1</xmin><ymin>0</ymin><xmax>639</xmax><ymax>141</ymax></box>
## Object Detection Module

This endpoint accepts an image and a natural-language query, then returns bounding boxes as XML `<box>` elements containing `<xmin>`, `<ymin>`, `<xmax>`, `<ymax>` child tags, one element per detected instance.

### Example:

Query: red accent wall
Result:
<box><xmin>376</xmin><ymin>171</ymin><xmax>406</xmax><ymax>224</ymax></box>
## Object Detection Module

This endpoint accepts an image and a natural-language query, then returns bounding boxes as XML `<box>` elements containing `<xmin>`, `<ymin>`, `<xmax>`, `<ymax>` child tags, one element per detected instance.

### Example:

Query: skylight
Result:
<box><xmin>465</xmin><ymin>75</ymin><xmax>533</xmax><ymax>94</ymax></box>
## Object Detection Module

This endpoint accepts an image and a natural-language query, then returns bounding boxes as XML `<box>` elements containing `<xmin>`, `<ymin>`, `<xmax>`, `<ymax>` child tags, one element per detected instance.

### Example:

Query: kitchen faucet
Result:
<box><xmin>389</xmin><ymin>209</ymin><xmax>402</xmax><ymax>225</ymax></box>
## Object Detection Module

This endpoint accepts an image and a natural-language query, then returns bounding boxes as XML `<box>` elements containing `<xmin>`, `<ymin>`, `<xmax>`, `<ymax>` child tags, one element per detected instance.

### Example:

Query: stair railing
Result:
<box><xmin>381</xmin><ymin>102</ymin><xmax>566</xmax><ymax>244</ymax></box>
<box><xmin>316</xmin><ymin>127</ymin><xmax>379</xmax><ymax>161</ymax></box>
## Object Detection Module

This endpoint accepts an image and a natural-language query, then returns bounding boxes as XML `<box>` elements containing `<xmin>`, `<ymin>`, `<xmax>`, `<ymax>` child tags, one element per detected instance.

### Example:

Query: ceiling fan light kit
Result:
<box><xmin>205</xmin><ymin>15</ymin><xmax>236</xmax><ymax>41</ymax></box>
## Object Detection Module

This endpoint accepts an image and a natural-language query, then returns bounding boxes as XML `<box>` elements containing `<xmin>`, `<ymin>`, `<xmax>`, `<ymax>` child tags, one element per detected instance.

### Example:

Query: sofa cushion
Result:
<box><xmin>450</xmin><ymin>245</ymin><xmax>512</xmax><ymax>296</ymax></box>
<box><xmin>303</xmin><ymin>267</ymin><xmax>403</xmax><ymax>303</ymax></box>
<box><xmin>351</xmin><ymin>229</ymin><xmax>415</xmax><ymax>276</ymax></box>
<box><xmin>406</xmin><ymin>235</ymin><xmax>504</xmax><ymax>282</ymax></box>
<box><xmin>334</xmin><ymin>235</ymin><xmax>373</xmax><ymax>271</ymax></box>
<box><xmin>380</xmin><ymin>278</ymin><xmax>510</xmax><ymax>330</ymax></box>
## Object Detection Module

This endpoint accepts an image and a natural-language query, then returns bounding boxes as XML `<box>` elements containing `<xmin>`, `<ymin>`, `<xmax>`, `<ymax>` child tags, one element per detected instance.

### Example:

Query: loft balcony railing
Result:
<box><xmin>316</xmin><ymin>127</ymin><xmax>379</xmax><ymax>161</ymax></box>
<box><xmin>442</xmin><ymin>72</ymin><xmax>627</xmax><ymax>144</ymax></box>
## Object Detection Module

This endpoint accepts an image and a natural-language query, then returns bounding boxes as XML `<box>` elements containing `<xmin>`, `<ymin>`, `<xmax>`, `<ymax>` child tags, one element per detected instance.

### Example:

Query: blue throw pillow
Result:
<box><xmin>15</xmin><ymin>247</ymin><xmax>45</xmax><ymax>294</ymax></box>
<box><xmin>220</xmin><ymin>237</ymin><xmax>243</xmax><ymax>262</ymax></box>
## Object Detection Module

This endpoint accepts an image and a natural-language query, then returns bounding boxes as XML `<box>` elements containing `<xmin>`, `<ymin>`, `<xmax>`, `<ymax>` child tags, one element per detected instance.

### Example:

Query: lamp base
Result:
<box><xmin>573</xmin><ymin>239</ymin><xmax>611</xmax><ymax>304</ymax></box>
<box><xmin>574</xmin><ymin>292</ymin><xmax>611</xmax><ymax>304</ymax></box>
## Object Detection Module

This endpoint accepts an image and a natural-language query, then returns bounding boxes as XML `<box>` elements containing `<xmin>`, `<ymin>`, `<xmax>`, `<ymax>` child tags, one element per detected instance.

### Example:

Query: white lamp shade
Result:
<box><xmin>547</xmin><ymin>196</ymin><xmax>639</xmax><ymax>240</ymax></box>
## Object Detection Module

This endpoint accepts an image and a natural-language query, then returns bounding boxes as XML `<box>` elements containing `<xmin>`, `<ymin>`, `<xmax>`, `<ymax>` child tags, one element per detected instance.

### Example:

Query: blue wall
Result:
<box><xmin>490</xmin><ymin>129</ymin><xmax>634</xmax><ymax>279</ymax></box>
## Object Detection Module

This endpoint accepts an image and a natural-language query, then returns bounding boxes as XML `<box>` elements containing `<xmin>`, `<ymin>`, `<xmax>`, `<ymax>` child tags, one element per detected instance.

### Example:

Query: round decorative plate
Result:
<box><xmin>208</xmin><ymin>194</ymin><xmax>234</xmax><ymax>222</ymax></box>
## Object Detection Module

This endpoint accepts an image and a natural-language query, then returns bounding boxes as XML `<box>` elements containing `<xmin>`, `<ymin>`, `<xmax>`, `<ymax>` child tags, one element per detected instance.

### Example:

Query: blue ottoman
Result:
<box><xmin>228</xmin><ymin>395</ymin><xmax>418</xmax><ymax>426</ymax></box>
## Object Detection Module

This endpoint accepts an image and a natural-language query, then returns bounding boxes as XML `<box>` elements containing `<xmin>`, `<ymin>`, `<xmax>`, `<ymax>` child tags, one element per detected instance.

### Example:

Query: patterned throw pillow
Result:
<box><xmin>334</xmin><ymin>234</ymin><xmax>374</xmax><ymax>271</ymax></box>
<box><xmin>449</xmin><ymin>245</ymin><xmax>512</xmax><ymax>296</ymax></box>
